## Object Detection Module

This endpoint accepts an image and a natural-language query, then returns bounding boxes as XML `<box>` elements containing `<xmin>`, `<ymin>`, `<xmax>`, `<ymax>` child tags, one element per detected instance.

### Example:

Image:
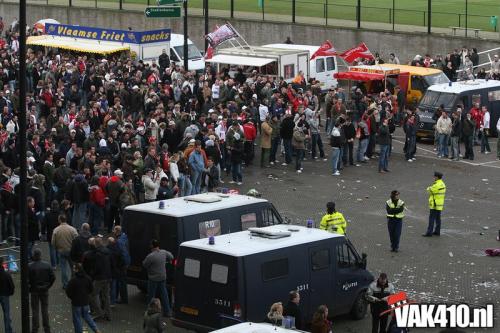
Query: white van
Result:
<box><xmin>263</xmin><ymin>43</ymin><xmax>339</xmax><ymax>91</ymax></box>
<box><xmin>210</xmin><ymin>322</ymin><xmax>308</xmax><ymax>332</ymax></box>
<box><xmin>169</xmin><ymin>34</ymin><xmax>205</xmax><ymax>73</ymax></box>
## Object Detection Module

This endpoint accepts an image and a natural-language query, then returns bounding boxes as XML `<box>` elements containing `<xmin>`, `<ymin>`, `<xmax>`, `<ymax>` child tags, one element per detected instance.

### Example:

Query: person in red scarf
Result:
<box><xmin>469</xmin><ymin>102</ymin><xmax>483</xmax><ymax>145</ymax></box>
<box><xmin>242</xmin><ymin>119</ymin><xmax>257</xmax><ymax>166</ymax></box>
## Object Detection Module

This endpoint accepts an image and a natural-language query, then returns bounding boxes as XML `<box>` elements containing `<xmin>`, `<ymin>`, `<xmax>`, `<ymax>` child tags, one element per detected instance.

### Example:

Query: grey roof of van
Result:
<box><xmin>427</xmin><ymin>79</ymin><xmax>500</xmax><ymax>94</ymax></box>
<box><xmin>180</xmin><ymin>225</ymin><xmax>341</xmax><ymax>257</ymax></box>
<box><xmin>123</xmin><ymin>193</ymin><xmax>268</xmax><ymax>218</ymax></box>
<box><xmin>210</xmin><ymin>322</ymin><xmax>308</xmax><ymax>333</ymax></box>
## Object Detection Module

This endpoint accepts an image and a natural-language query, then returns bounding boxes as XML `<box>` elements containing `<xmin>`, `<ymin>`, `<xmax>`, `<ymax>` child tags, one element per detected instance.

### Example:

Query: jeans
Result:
<box><xmin>405</xmin><ymin>135</ymin><xmax>416</xmax><ymax>160</ymax></box>
<box><xmin>378</xmin><ymin>144</ymin><xmax>389</xmax><ymax>171</ymax></box>
<box><xmin>72</xmin><ymin>202</ymin><xmax>88</xmax><ymax>231</ymax></box>
<box><xmin>283</xmin><ymin>139</ymin><xmax>293</xmax><ymax>164</ymax></box>
<box><xmin>366</xmin><ymin>133</ymin><xmax>376</xmax><ymax>158</ymax></box>
<box><xmin>357</xmin><ymin>138</ymin><xmax>368</xmax><ymax>162</ymax></box>
<box><xmin>88</xmin><ymin>203</ymin><xmax>104</xmax><ymax>236</ymax></box>
<box><xmin>89</xmin><ymin>279</ymin><xmax>111</xmax><ymax>319</ymax></box>
<box><xmin>191</xmin><ymin>170</ymin><xmax>202</xmax><ymax>194</ymax></box>
<box><xmin>480</xmin><ymin>131</ymin><xmax>491</xmax><ymax>153</ymax></box>
<box><xmin>450</xmin><ymin>136</ymin><xmax>460</xmax><ymax>160</ymax></box>
<box><xmin>331</xmin><ymin>147</ymin><xmax>341</xmax><ymax>173</ymax></box>
<box><xmin>178</xmin><ymin>173</ymin><xmax>192</xmax><ymax>197</ymax></box>
<box><xmin>342</xmin><ymin>141</ymin><xmax>354</xmax><ymax>165</ymax></box>
<box><xmin>426</xmin><ymin>209</ymin><xmax>442</xmax><ymax>235</ymax></box>
<box><xmin>464</xmin><ymin>135</ymin><xmax>474</xmax><ymax>160</ymax></box>
<box><xmin>295</xmin><ymin>149</ymin><xmax>305</xmax><ymax>171</ymax></box>
<box><xmin>72</xmin><ymin>305</ymin><xmax>99</xmax><ymax>333</ymax></box>
<box><xmin>111</xmin><ymin>276</ymin><xmax>128</xmax><ymax>304</ymax></box>
<box><xmin>107</xmin><ymin>204</ymin><xmax>120</xmax><ymax>233</ymax></box>
<box><xmin>31</xmin><ymin>292</ymin><xmax>50</xmax><ymax>333</ymax></box>
<box><xmin>231</xmin><ymin>162</ymin><xmax>242</xmax><ymax>182</ymax></box>
<box><xmin>387</xmin><ymin>218</ymin><xmax>403</xmax><ymax>251</ymax></box>
<box><xmin>337</xmin><ymin>147</ymin><xmax>344</xmax><ymax>170</ymax></box>
<box><xmin>311</xmin><ymin>133</ymin><xmax>325</xmax><ymax>158</ymax></box>
<box><xmin>147</xmin><ymin>280</ymin><xmax>171</xmax><ymax>316</ymax></box>
<box><xmin>59</xmin><ymin>251</ymin><xmax>72</xmax><ymax>288</ymax></box>
<box><xmin>0</xmin><ymin>296</ymin><xmax>13</xmax><ymax>333</ymax></box>
<box><xmin>473</xmin><ymin>127</ymin><xmax>480</xmax><ymax>145</ymax></box>
<box><xmin>270</xmin><ymin>137</ymin><xmax>281</xmax><ymax>162</ymax></box>
<box><xmin>48</xmin><ymin>243</ymin><xmax>59</xmax><ymax>268</ymax></box>
<box><xmin>260</xmin><ymin>148</ymin><xmax>270</xmax><ymax>167</ymax></box>
<box><xmin>438</xmin><ymin>133</ymin><xmax>449</xmax><ymax>157</ymax></box>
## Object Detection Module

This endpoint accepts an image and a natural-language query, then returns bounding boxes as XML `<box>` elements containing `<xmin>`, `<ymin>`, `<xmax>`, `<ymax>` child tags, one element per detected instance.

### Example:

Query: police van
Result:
<box><xmin>172</xmin><ymin>225</ymin><xmax>372</xmax><ymax>332</ymax></box>
<box><xmin>417</xmin><ymin>79</ymin><xmax>500</xmax><ymax>138</ymax></box>
<box><xmin>210</xmin><ymin>322</ymin><xmax>308</xmax><ymax>333</ymax></box>
<box><xmin>122</xmin><ymin>193</ymin><xmax>284</xmax><ymax>289</ymax></box>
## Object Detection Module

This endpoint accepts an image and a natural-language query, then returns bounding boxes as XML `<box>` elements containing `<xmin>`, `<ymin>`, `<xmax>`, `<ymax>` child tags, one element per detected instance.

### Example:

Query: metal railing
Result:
<box><xmin>4</xmin><ymin>0</ymin><xmax>498</xmax><ymax>34</ymax></box>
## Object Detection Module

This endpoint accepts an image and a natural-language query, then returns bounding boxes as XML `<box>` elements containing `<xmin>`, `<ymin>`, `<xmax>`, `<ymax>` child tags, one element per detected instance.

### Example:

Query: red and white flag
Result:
<box><xmin>339</xmin><ymin>42</ymin><xmax>374</xmax><ymax>63</ymax></box>
<box><xmin>205</xmin><ymin>45</ymin><xmax>214</xmax><ymax>60</ymax></box>
<box><xmin>205</xmin><ymin>24</ymin><xmax>239</xmax><ymax>48</ymax></box>
<box><xmin>310</xmin><ymin>40</ymin><xmax>337</xmax><ymax>60</ymax></box>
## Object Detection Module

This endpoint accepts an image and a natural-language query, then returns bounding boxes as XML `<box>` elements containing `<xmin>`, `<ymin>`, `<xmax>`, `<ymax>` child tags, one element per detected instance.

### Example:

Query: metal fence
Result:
<box><xmin>5</xmin><ymin>0</ymin><xmax>499</xmax><ymax>34</ymax></box>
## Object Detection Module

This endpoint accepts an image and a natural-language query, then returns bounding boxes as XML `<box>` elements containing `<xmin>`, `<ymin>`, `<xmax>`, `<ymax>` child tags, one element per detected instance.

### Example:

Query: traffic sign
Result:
<box><xmin>145</xmin><ymin>6</ymin><xmax>182</xmax><ymax>18</ymax></box>
<box><xmin>157</xmin><ymin>0</ymin><xmax>183</xmax><ymax>5</ymax></box>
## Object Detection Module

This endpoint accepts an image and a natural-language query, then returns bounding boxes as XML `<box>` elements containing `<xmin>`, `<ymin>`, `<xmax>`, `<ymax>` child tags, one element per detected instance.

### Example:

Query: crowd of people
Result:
<box><xmin>0</xmin><ymin>17</ymin><xmax>497</xmax><ymax>333</ymax></box>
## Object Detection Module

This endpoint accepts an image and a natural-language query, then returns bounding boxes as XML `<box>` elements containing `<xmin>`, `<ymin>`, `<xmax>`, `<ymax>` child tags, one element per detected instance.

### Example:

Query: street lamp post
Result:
<box><xmin>19</xmin><ymin>0</ymin><xmax>30</xmax><ymax>331</ymax></box>
<box><xmin>183</xmin><ymin>0</ymin><xmax>188</xmax><ymax>70</ymax></box>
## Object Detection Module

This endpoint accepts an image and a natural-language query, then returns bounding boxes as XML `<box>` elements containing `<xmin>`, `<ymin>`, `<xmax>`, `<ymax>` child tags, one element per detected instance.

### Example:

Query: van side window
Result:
<box><xmin>170</xmin><ymin>49</ymin><xmax>179</xmax><ymax>62</ymax></box>
<box><xmin>184</xmin><ymin>258</ymin><xmax>201</xmax><ymax>278</ymax></box>
<box><xmin>262</xmin><ymin>258</ymin><xmax>288</xmax><ymax>281</ymax></box>
<box><xmin>326</xmin><ymin>57</ymin><xmax>336</xmax><ymax>71</ymax></box>
<box><xmin>198</xmin><ymin>219</ymin><xmax>221</xmax><ymax>239</ymax></box>
<box><xmin>488</xmin><ymin>90</ymin><xmax>500</xmax><ymax>101</ymax></box>
<box><xmin>211</xmin><ymin>264</ymin><xmax>229</xmax><ymax>284</ymax></box>
<box><xmin>241</xmin><ymin>213</ymin><xmax>257</xmax><ymax>231</ymax></box>
<box><xmin>262</xmin><ymin>208</ymin><xmax>279</xmax><ymax>226</ymax></box>
<box><xmin>411</xmin><ymin>75</ymin><xmax>426</xmax><ymax>92</ymax></box>
<box><xmin>311</xmin><ymin>249</ymin><xmax>330</xmax><ymax>271</ymax></box>
<box><xmin>316</xmin><ymin>59</ymin><xmax>325</xmax><ymax>73</ymax></box>
<box><xmin>337</xmin><ymin>243</ymin><xmax>357</xmax><ymax>268</ymax></box>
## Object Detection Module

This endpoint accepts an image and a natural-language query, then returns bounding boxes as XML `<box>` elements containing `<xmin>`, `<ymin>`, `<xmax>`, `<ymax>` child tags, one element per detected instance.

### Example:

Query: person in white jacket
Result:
<box><xmin>142</xmin><ymin>168</ymin><xmax>161</xmax><ymax>202</ymax></box>
<box><xmin>436</xmin><ymin>112</ymin><xmax>452</xmax><ymax>158</ymax></box>
<box><xmin>480</xmin><ymin>106</ymin><xmax>491</xmax><ymax>154</ymax></box>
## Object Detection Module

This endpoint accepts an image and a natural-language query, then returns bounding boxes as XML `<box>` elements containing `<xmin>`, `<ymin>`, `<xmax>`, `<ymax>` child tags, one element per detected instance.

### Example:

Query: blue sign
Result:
<box><xmin>45</xmin><ymin>23</ymin><xmax>171</xmax><ymax>44</ymax></box>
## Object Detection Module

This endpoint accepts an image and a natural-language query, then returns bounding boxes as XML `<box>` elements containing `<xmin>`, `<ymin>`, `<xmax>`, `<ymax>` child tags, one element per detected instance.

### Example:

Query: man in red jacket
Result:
<box><xmin>469</xmin><ymin>103</ymin><xmax>483</xmax><ymax>145</ymax></box>
<box><xmin>243</xmin><ymin>119</ymin><xmax>257</xmax><ymax>166</ymax></box>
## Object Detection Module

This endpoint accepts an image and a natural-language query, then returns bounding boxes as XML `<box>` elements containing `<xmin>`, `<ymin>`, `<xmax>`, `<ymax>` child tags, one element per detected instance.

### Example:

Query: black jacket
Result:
<box><xmin>70</xmin><ymin>231</ymin><xmax>92</xmax><ymax>263</ymax></box>
<box><xmin>280</xmin><ymin>117</ymin><xmax>295</xmax><ymax>140</ymax></box>
<box><xmin>82</xmin><ymin>246</ymin><xmax>113</xmax><ymax>281</ymax></box>
<box><xmin>65</xmin><ymin>271</ymin><xmax>93</xmax><ymax>306</ymax></box>
<box><xmin>377</xmin><ymin>125</ymin><xmax>391</xmax><ymax>145</ymax></box>
<box><xmin>0</xmin><ymin>267</ymin><xmax>15</xmax><ymax>296</ymax></box>
<box><xmin>108</xmin><ymin>243</ymin><xmax>126</xmax><ymax>278</ymax></box>
<box><xmin>28</xmin><ymin>260</ymin><xmax>55</xmax><ymax>293</ymax></box>
<box><xmin>283</xmin><ymin>301</ymin><xmax>302</xmax><ymax>330</ymax></box>
<box><xmin>42</xmin><ymin>209</ymin><xmax>60</xmax><ymax>243</ymax></box>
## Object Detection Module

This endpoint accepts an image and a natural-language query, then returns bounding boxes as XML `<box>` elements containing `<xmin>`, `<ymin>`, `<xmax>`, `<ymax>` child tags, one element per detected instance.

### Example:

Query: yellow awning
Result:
<box><xmin>27</xmin><ymin>35</ymin><xmax>130</xmax><ymax>55</ymax></box>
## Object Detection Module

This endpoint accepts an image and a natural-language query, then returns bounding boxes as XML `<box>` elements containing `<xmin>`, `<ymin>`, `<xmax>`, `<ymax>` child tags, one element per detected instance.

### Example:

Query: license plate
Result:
<box><xmin>180</xmin><ymin>306</ymin><xmax>199</xmax><ymax>316</ymax></box>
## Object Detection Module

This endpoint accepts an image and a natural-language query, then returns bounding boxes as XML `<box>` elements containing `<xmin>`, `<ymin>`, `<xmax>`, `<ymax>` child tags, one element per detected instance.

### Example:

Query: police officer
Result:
<box><xmin>386</xmin><ymin>190</ymin><xmax>405</xmax><ymax>252</ymax></box>
<box><xmin>423</xmin><ymin>171</ymin><xmax>446</xmax><ymax>237</ymax></box>
<box><xmin>367</xmin><ymin>273</ymin><xmax>395</xmax><ymax>333</ymax></box>
<box><xmin>319</xmin><ymin>202</ymin><xmax>347</xmax><ymax>235</ymax></box>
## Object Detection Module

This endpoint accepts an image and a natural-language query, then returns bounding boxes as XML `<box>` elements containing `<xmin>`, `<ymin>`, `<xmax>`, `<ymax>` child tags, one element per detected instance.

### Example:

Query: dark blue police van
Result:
<box><xmin>172</xmin><ymin>225</ymin><xmax>373</xmax><ymax>332</ymax></box>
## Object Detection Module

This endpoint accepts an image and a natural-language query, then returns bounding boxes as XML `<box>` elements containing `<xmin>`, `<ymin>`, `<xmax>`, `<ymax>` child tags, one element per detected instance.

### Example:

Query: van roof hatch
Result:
<box><xmin>184</xmin><ymin>194</ymin><xmax>223</xmax><ymax>203</ymax></box>
<box><xmin>248</xmin><ymin>227</ymin><xmax>292</xmax><ymax>239</ymax></box>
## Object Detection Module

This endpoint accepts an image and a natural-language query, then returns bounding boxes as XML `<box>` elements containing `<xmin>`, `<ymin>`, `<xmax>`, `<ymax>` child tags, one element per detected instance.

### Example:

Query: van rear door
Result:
<box><xmin>174</xmin><ymin>248</ymin><xmax>238</xmax><ymax>330</ymax></box>
<box><xmin>313</xmin><ymin>57</ymin><xmax>327</xmax><ymax>90</ymax></box>
<box><xmin>307</xmin><ymin>245</ymin><xmax>333</xmax><ymax>319</ymax></box>
<box><xmin>332</xmin><ymin>239</ymin><xmax>364</xmax><ymax>315</ymax></box>
<box><xmin>325</xmin><ymin>56</ymin><xmax>338</xmax><ymax>90</ymax></box>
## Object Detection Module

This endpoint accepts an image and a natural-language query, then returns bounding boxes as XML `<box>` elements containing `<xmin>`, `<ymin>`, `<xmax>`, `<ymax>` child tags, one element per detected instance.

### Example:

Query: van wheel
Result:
<box><xmin>350</xmin><ymin>292</ymin><xmax>368</xmax><ymax>320</ymax></box>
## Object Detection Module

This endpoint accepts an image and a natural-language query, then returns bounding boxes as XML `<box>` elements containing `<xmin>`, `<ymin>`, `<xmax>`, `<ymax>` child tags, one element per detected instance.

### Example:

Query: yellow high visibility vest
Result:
<box><xmin>427</xmin><ymin>179</ymin><xmax>446</xmax><ymax>211</ymax></box>
<box><xmin>386</xmin><ymin>199</ymin><xmax>405</xmax><ymax>219</ymax></box>
<box><xmin>319</xmin><ymin>212</ymin><xmax>347</xmax><ymax>235</ymax></box>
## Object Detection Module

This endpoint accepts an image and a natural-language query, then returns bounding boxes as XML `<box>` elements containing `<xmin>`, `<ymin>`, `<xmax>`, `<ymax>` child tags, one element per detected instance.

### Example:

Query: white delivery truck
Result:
<box><xmin>169</xmin><ymin>33</ymin><xmax>206</xmax><ymax>73</ymax></box>
<box><xmin>206</xmin><ymin>46</ymin><xmax>310</xmax><ymax>84</ymax></box>
<box><xmin>263</xmin><ymin>43</ymin><xmax>339</xmax><ymax>91</ymax></box>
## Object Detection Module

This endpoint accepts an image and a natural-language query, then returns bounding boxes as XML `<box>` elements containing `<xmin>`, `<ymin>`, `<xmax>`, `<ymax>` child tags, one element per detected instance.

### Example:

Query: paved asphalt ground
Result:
<box><xmin>4</xmin><ymin>128</ymin><xmax>500</xmax><ymax>332</ymax></box>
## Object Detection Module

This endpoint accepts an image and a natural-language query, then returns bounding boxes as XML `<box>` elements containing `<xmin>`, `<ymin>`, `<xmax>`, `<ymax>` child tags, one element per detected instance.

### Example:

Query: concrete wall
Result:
<box><xmin>3</xmin><ymin>2</ymin><xmax>499</xmax><ymax>62</ymax></box>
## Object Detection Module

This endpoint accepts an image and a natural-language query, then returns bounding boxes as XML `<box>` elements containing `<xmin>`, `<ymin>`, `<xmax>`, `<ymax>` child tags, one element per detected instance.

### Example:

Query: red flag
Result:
<box><xmin>205</xmin><ymin>45</ymin><xmax>214</xmax><ymax>60</ymax></box>
<box><xmin>339</xmin><ymin>42</ymin><xmax>374</xmax><ymax>63</ymax></box>
<box><xmin>205</xmin><ymin>24</ymin><xmax>239</xmax><ymax>48</ymax></box>
<box><xmin>310</xmin><ymin>40</ymin><xmax>337</xmax><ymax>60</ymax></box>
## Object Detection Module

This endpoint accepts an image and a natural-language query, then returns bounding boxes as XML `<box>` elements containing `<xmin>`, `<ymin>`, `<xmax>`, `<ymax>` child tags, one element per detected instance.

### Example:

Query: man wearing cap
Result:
<box><xmin>386</xmin><ymin>190</ymin><xmax>405</xmax><ymax>252</ymax></box>
<box><xmin>423</xmin><ymin>172</ymin><xmax>446</xmax><ymax>237</ymax></box>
